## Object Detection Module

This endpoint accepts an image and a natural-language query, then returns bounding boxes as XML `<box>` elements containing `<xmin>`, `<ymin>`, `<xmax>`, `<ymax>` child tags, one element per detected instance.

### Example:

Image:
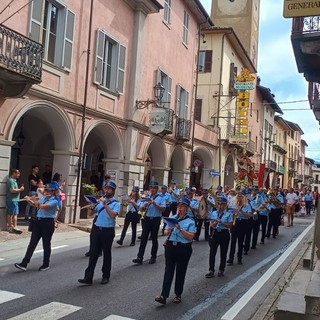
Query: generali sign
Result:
<box><xmin>283</xmin><ymin>0</ymin><xmax>320</xmax><ymax>18</ymax></box>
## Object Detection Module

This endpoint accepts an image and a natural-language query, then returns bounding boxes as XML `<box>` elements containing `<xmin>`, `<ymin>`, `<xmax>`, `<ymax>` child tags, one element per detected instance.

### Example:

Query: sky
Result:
<box><xmin>199</xmin><ymin>0</ymin><xmax>320</xmax><ymax>162</ymax></box>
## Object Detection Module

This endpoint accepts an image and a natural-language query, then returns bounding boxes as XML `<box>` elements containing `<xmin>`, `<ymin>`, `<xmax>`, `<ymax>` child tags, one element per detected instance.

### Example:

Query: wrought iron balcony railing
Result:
<box><xmin>164</xmin><ymin>109</ymin><xmax>174</xmax><ymax>134</ymax></box>
<box><xmin>176</xmin><ymin>117</ymin><xmax>191</xmax><ymax>141</ymax></box>
<box><xmin>292</xmin><ymin>16</ymin><xmax>320</xmax><ymax>35</ymax></box>
<box><xmin>0</xmin><ymin>24</ymin><xmax>43</xmax><ymax>82</ymax></box>
<box><xmin>265</xmin><ymin>160</ymin><xmax>277</xmax><ymax>172</ymax></box>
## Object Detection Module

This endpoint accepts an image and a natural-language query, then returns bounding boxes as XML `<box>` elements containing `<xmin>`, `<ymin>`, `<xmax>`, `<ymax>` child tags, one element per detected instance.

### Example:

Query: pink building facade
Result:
<box><xmin>0</xmin><ymin>0</ymin><xmax>211</xmax><ymax>226</ymax></box>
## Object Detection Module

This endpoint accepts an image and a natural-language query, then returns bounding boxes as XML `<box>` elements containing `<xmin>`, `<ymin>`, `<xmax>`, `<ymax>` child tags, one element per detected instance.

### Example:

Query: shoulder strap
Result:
<box><xmin>97</xmin><ymin>199</ymin><xmax>117</xmax><ymax>214</ymax></box>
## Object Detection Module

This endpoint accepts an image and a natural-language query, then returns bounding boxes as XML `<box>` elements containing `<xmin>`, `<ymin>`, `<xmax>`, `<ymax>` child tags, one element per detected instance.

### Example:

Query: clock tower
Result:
<box><xmin>211</xmin><ymin>0</ymin><xmax>260</xmax><ymax>68</ymax></box>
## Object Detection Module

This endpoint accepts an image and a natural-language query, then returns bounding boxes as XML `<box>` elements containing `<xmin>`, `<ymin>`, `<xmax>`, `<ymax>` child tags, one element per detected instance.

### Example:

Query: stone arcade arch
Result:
<box><xmin>144</xmin><ymin>136</ymin><xmax>167</xmax><ymax>185</ymax></box>
<box><xmin>82</xmin><ymin>120</ymin><xmax>123</xmax><ymax>193</ymax></box>
<box><xmin>169</xmin><ymin>146</ymin><xmax>187</xmax><ymax>186</ymax></box>
<box><xmin>3</xmin><ymin>100</ymin><xmax>75</xmax><ymax>223</ymax></box>
<box><xmin>191</xmin><ymin>147</ymin><xmax>213</xmax><ymax>189</ymax></box>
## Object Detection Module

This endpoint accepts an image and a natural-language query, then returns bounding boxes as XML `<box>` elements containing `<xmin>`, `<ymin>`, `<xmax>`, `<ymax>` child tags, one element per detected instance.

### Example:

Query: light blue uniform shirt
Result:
<box><xmin>267</xmin><ymin>203</ymin><xmax>277</xmax><ymax>211</ymax></box>
<box><xmin>187</xmin><ymin>198</ymin><xmax>199</xmax><ymax>219</ymax></box>
<box><xmin>94</xmin><ymin>197</ymin><xmax>120</xmax><ymax>228</ymax></box>
<box><xmin>166</xmin><ymin>214</ymin><xmax>196</xmax><ymax>243</ymax></box>
<box><xmin>37</xmin><ymin>196</ymin><xmax>59</xmax><ymax>219</ymax></box>
<box><xmin>305</xmin><ymin>194</ymin><xmax>313</xmax><ymax>202</ymax></box>
<box><xmin>128</xmin><ymin>199</ymin><xmax>142</xmax><ymax>213</ymax></box>
<box><xmin>250</xmin><ymin>193</ymin><xmax>267</xmax><ymax>216</ymax></box>
<box><xmin>206</xmin><ymin>195</ymin><xmax>215</xmax><ymax>216</ymax></box>
<box><xmin>237</xmin><ymin>204</ymin><xmax>252</xmax><ymax>220</ymax></box>
<box><xmin>145</xmin><ymin>194</ymin><xmax>166</xmax><ymax>218</ymax></box>
<box><xmin>168</xmin><ymin>187</ymin><xmax>180</xmax><ymax>203</ymax></box>
<box><xmin>161</xmin><ymin>192</ymin><xmax>171</xmax><ymax>205</ymax></box>
<box><xmin>210</xmin><ymin>209</ymin><xmax>233</xmax><ymax>230</ymax></box>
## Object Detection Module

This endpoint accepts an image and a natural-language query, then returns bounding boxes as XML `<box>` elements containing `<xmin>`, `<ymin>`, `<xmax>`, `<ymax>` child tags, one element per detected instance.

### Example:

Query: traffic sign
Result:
<box><xmin>193</xmin><ymin>159</ymin><xmax>202</xmax><ymax>167</ymax></box>
<box><xmin>209</xmin><ymin>170</ymin><xmax>220</xmax><ymax>177</ymax></box>
<box><xmin>234</xmin><ymin>82</ymin><xmax>254</xmax><ymax>90</ymax></box>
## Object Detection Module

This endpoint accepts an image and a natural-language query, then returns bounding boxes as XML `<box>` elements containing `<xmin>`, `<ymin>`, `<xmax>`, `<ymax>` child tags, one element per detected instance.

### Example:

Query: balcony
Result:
<box><xmin>291</xmin><ymin>16</ymin><xmax>320</xmax><ymax>82</ymax></box>
<box><xmin>265</xmin><ymin>160</ymin><xmax>277</xmax><ymax>172</ymax></box>
<box><xmin>175</xmin><ymin>117</ymin><xmax>191</xmax><ymax>142</ymax></box>
<box><xmin>294</xmin><ymin>174</ymin><xmax>304</xmax><ymax>182</ymax></box>
<box><xmin>273</xmin><ymin>142</ymin><xmax>287</xmax><ymax>154</ymax></box>
<box><xmin>245</xmin><ymin>139</ymin><xmax>256</xmax><ymax>156</ymax></box>
<box><xmin>0</xmin><ymin>24</ymin><xmax>43</xmax><ymax>98</ymax></box>
<box><xmin>308</xmin><ymin>82</ymin><xmax>320</xmax><ymax>121</ymax></box>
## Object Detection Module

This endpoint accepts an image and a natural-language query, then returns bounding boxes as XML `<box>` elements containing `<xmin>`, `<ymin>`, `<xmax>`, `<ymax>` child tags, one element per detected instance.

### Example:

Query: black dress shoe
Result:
<box><xmin>226</xmin><ymin>259</ymin><xmax>233</xmax><ymax>266</ymax></box>
<box><xmin>218</xmin><ymin>271</ymin><xmax>224</xmax><ymax>277</ymax></box>
<box><xmin>84</xmin><ymin>252</ymin><xmax>90</xmax><ymax>257</ymax></box>
<box><xmin>78</xmin><ymin>278</ymin><xmax>93</xmax><ymax>285</ymax></box>
<box><xmin>101</xmin><ymin>278</ymin><xmax>109</xmax><ymax>285</ymax></box>
<box><xmin>149</xmin><ymin>258</ymin><xmax>156</xmax><ymax>264</ymax></box>
<box><xmin>132</xmin><ymin>258</ymin><xmax>143</xmax><ymax>265</ymax></box>
<box><xmin>238</xmin><ymin>260</ymin><xmax>243</xmax><ymax>265</ymax></box>
<box><xmin>130</xmin><ymin>242</ymin><xmax>135</xmax><ymax>246</ymax></box>
<box><xmin>116</xmin><ymin>240</ymin><xmax>123</xmax><ymax>246</ymax></box>
<box><xmin>244</xmin><ymin>252</ymin><xmax>248</xmax><ymax>255</ymax></box>
<box><xmin>251</xmin><ymin>246</ymin><xmax>256</xmax><ymax>249</ymax></box>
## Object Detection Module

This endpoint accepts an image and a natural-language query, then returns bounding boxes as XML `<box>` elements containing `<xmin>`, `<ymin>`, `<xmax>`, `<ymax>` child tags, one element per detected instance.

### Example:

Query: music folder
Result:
<box><xmin>84</xmin><ymin>195</ymin><xmax>97</xmax><ymax>204</ymax></box>
<box><xmin>163</xmin><ymin>217</ymin><xmax>178</xmax><ymax>229</ymax></box>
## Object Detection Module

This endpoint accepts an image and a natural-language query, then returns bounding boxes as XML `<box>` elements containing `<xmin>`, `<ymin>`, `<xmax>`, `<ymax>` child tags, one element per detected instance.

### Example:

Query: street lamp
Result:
<box><xmin>136</xmin><ymin>82</ymin><xmax>165</xmax><ymax>109</ymax></box>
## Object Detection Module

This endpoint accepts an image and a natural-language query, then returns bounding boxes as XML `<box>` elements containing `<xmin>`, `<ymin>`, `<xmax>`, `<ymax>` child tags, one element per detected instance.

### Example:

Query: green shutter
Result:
<box><xmin>62</xmin><ymin>9</ymin><xmax>75</xmax><ymax>70</ymax></box>
<box><xmin>29</xmin><ymin>0</ymin><xmax>44</xmax><ymax>42</ymax></box>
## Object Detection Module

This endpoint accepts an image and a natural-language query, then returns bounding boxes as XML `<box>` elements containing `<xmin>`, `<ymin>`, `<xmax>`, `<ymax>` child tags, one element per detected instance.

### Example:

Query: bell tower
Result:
<box><xmin>211</xmin><ymin>0</ymin><xmax>260</xmax><ymax>68</ymax></box>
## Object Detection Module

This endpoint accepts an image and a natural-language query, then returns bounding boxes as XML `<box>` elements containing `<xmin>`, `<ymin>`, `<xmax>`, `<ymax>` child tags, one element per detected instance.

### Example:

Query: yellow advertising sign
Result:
<box><xmin>283</xmin><ymin>0</ymin><xmax>320</xmax><ymax>18</ymax></box>
<box><xmin>237</xmin><ymin>92</ymin><xmax>250</xmax><ymax>99</ymax></box>
<box><xmin>237</xmin><ymin>101</ymin><xmax>249</xmax><ymax>108</ymax></box>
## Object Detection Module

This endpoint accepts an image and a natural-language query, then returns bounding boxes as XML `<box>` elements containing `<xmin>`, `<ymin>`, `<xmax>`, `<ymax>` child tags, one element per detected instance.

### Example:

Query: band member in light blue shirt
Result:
<box><xmin>206</xmin><ymin>196</ymin><xmax>233</xmax><ymax>278</ymax></box>
<box><xmin>185</xmin><ymin>188</ymin><xmax>199</xmax><ymax>219</ymax></box>
<box><xmin>168</xmin><ymin>179</ymin><xmax>181</xmax><ymax>215</ymax></box>
<box><xmin>155</xmin><ymin>197</ymin><xmax>195</xmax><ymax>305</ymax></box>
<box><xmin>133</xmin><ymin>181</ymin><xmax>165</xmax><ymax>265</ymax></box>
<box><xmin>78</xmin><ymin>181</ymin><xmax>120</xmax><ymax>285</ymax></box>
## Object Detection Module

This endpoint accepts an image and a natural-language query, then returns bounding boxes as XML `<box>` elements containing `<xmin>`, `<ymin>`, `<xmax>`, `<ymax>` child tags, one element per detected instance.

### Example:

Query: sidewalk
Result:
<box><xmin>0</xmin><ymin>216</ymin><xmax>126</xmax><ymax>243</ymax></box>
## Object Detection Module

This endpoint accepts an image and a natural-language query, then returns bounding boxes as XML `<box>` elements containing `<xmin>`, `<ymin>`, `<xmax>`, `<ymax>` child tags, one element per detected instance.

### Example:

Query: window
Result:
<box><xmin>156</xmin><ymin>68</ymin><xmax>172</xmax><ymax>107</ymax></box>
<box><xmin>182</xmin><ymin>11</ymin><xmax>189</xmax><ymax>45</ymax></box>
<box><xmin>195</xmin><ymin>99</ymin><xmax>202</xmax><ymax>122</ymax></box>
<box><xmin>30</xmin><ymin>0</ymin><xmax>75</xmax><ymax>70</ymax></box>
<box><xmin>256</xmin><ymin>109</ymin><xmax>259</xmax><ymax>122</ymax></box>
<box><xmin>198</xmin><ymin>50</ymin><xmax>212</xmax><ymax>72</ymax></box>
<box><xmin>94</xmin><ymin>30</ymin><xmax>126</xmax><ymax>93</ymax></box>
<box><xmin>163</xmin><ymin>0</ymin><xmax>171</xmax><ymax>24</ymax></box>
<box><xmin>176</xmin><ymin>85</ymin><xmax>189</xmax><ymax>119</ymax></box>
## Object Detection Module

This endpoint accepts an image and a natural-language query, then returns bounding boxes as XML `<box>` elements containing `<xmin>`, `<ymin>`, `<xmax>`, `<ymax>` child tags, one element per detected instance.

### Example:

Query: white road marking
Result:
<box><xmin>103</xmin><ymin>316</ymin><xmax>135</xmax><ymax>320</ymax></box>
<box><xmin>178</xmin><ymin>222</ymin><xmax>313</xmax><ymax>320</ymax></box>
<box><xmin>221</xmin><ymin>222</ymin><xmax>314</xmax><ymax>320</ymax></box>
<box><xmin>0</xmin><ymin>290</ymin><xmax>24</xmax><ymax>304</ymax></box>
<box><xmin>7</xmin><ymin>301</ymin><xmax>82</xmax><ymax>320</ymax></box>
<box><xmin>34</xmin><ymin>245</ymin><xmax>68</xmax><ymax>254</ymax></box>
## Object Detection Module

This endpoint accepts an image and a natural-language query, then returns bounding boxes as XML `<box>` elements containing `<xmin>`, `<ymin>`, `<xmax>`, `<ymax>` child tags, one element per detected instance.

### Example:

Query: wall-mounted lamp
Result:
<box><xmin>202</xmin><ymin>33</ymin><xmax>206</xmax><ymax>44</ymax></box>
<box><xmin>136</xmin><ymin>82</ymin><xmax>165</xmax><ymax>109</ymax></box>
<box><xmin>16</xmin><ymin>117</ymin><xmax>25</xmax><ymax>147</ymax></box>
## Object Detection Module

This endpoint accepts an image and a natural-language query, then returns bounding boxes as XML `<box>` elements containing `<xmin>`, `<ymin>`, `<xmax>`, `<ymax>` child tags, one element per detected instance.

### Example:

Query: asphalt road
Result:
<box><xmin>0</xmin><ymin>215</ymin><xmax>314</xmax><ymax>320</ymax></box>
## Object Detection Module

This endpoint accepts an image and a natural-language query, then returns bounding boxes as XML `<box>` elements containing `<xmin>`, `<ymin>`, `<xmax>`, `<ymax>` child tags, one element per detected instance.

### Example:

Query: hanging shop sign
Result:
<box><xmin>283</xmin><ymin>0</ymin><xmax>320</xmax><ymax>18</ymax></box>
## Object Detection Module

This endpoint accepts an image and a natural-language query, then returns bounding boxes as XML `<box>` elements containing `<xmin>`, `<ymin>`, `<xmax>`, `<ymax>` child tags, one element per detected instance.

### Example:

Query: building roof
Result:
<box><xmin>301</xmin><ymin>139</ymin><xmax>308</xmax><ymax>146</ymax></box>
<box><xmin>186</xmin><ymin>0</ymin><xmax>214</xmax><ymax>26</ymax></box>
<box><xmin>256</xmin><ymin>85</ymin><xmax>283</xmax><ymax>114</ymax></box>
<box><xmin>305</xmin><ymin>157</ymin><xmax>315</xmax><ymax>164</ymax></box>
<box><xmin>275</xmin><ymin>116</ymin><xmax>291</xmax><ymax>130</ymax></box>
<box><xmin>202</xmin><ymin>26</ymin><xmax>257</xmax><ymax>73</ymax></box>
<box><xmin>284</xmin><ymin>119</ymin><xmax>304</xmax><ymax>134</ymax></box>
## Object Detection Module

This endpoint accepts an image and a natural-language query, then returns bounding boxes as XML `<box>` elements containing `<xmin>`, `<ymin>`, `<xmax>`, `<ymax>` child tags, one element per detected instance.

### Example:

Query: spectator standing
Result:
<box><xmin>304</xmin><ymin>190</ymin><xmax>313</xmax><ymax>215</ymax></box>
<box><xmin>42</xmin><ymin>164</ymin><xmax>52</xmax><ymax>184</ymax></box>
<box><xmin>24</xmin><ymin>165</ymin><xmax>40</xmax><ymax>220</ymax></box>
<box><xmin>6</xmin><ymin>169</ymin><xmax>24</xmax><ymax>233</ymax></box>
<box><xmin>90</xmin><ymin>170</ymin><xmax>100</xmax><ymax>190</ymax></box>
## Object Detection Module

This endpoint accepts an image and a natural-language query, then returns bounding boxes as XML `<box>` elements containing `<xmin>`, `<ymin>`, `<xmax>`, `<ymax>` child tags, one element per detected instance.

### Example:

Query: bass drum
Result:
<box><xmin>198</xmin><ymin>197</ymin><xmax>208</xmax><ymax>219</ymax></box>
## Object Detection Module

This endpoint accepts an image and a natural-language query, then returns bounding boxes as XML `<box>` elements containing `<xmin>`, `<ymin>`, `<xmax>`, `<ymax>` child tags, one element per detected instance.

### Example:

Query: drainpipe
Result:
<box><xmin>73</xmin><ymin>0</ymin><xmax>94</xmax><ymax>224</ymax></box>
<box><xmin>217</xmin><ymin>30</ymin><xmax>232</xmax><ymax>186</ymax></box>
